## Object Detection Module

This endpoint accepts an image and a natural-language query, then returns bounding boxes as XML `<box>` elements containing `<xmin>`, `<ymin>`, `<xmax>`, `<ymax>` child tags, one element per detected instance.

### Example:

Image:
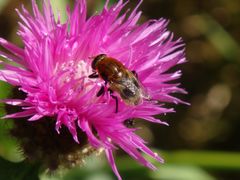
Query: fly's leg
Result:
<box><xmin>108</xmin><ymin>89</ymin><xmax>118</xmax><ymax>113</ymax></box>
<box><xmin>111</xmin><ymin>95</ymin><xmax>119</xmax><ymax>113</ymax></box>
<box><xmin>97</xmin><ymin>80</ymin><xmax>109</xmax><ymax>97</ymax></box>
<box><xmin>89</xmin><ymin>72</ymin><xmax>106</xmax><ymax>96</ymax></box>
<box><xmin>88</xmin><ymin>72</ymin><xmax>99</xmax><ymax>78</ymax></box>
<box><xmin>131</xmin><ymin>70</ymin><xmax>138</xmax><ymax>79</ymax></box>
<box><xmin>96</xmin><ymin>85</ymin><xmax>105</xmax><ymax>97</ymax></box>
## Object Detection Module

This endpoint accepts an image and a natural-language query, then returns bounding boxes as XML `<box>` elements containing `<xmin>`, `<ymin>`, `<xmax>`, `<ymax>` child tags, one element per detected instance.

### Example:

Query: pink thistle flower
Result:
<box><xmin>0</xmin><ymin>0</ymin><xmax>187</xmax><ymax>179</ymax></box>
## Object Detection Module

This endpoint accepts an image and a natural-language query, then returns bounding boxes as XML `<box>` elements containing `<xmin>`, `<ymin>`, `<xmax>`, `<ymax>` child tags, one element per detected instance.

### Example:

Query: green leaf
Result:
<box><xmin>0</xmin><ymin>157</ymin><xmax>40</xmax><ymax>180</ymax></box>
<box><xmin>0</xmin><ymin>0</ymin><xmax>8</xmax><ymax>12</ymax></box>
<box><xmin>192</xmin><ymin>14</ymin><xmax>240</xmax><ymax>64</ymax></box>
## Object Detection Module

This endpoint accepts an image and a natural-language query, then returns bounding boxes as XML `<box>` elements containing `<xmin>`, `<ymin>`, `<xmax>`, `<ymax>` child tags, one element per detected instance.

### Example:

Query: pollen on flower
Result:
<box><xmin>96</xmin><ymin>148</ymin><xmax>105</xmax><ymax>155</ymax></box>
<box><xmin>0</xmin><ymin>0</ymin><xmax>187</xmax><ymax>179</ymax></box>
<box><xmin>82</xmin><ymin>148</ymin><xmax>89</xmax><ymax>154</ymax></box>
<box><xmin>60</xmin><ymin>60</ymin><xmax>95</xmax><ymax>88</ymax></box>
<box><xmin>58</xmin><ymin>60</ymin><xmax>91</xmax><ymax>78</ymax></box>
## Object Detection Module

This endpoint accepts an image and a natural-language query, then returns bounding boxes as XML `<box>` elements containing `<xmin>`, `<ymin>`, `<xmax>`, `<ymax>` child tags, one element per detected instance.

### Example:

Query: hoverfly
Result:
<box><xmin>89</xmin><ymin>54</ymin><xmax>149</xmax><ymax>113</ymax></box>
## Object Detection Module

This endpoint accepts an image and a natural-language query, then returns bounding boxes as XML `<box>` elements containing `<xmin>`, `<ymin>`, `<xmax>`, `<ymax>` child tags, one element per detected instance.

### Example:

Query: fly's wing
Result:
<box><xmin>110</xmin><ymin>79</ymin><xmax>141</xmax><ymax>105</ymax></box>
<box><xmin>129</xmin><ymin>71</ymin><xmax>151</xmax><ymax>100</ymax></box>
<box><xmin>110</xmin><ymin>71</ymin><xmax>150</xmax><ymax>105</ymax></box>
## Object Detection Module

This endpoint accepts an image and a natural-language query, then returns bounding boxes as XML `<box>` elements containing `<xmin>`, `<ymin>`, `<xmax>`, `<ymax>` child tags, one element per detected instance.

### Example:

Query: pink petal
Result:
<box><xmin>105</xmin><ymin>149</ymin><xmax>122</xmax><ymax>180</ymax></box>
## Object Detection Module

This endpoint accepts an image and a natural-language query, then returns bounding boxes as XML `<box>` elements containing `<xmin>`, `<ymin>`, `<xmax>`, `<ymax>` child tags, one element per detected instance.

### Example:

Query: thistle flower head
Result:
<box><xmin>0</xmin><ymin>0</ymin><xmax>186</xmax><ymax>179</ymax></box>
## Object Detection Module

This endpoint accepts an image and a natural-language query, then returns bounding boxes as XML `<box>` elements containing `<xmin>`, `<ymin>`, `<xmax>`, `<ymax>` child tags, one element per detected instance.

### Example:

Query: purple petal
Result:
<box><xmin>2</xmin><ymin>109</ymin><xmax>36</xmax><ymax>119</ymax></box>
<box><xmin>105</xmin><ymin>149</ymin><xmax>122</xmax><ymax>180</ymax></box>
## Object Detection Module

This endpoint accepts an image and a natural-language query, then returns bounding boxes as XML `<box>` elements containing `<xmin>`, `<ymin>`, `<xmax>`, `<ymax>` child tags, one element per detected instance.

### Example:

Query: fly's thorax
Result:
<box><xmin>96</xmin><ymin>57</ymin><xmax>126</xmax><ymax>82</ymax></box>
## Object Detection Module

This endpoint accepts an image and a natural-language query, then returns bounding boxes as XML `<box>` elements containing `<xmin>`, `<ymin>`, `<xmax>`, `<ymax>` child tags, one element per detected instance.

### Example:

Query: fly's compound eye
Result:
<box><xmin>92</xmin><ymin>54</ymin><xmax>107</xmax><ymax>70</ymax></box>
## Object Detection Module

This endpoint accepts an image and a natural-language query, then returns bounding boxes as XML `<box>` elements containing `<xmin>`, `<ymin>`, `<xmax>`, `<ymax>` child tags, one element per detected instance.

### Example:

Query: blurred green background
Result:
<box><xmin>0</xmin><ymin>0</ymin><xmax>240</xmax><ymax>179</ymax></box>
